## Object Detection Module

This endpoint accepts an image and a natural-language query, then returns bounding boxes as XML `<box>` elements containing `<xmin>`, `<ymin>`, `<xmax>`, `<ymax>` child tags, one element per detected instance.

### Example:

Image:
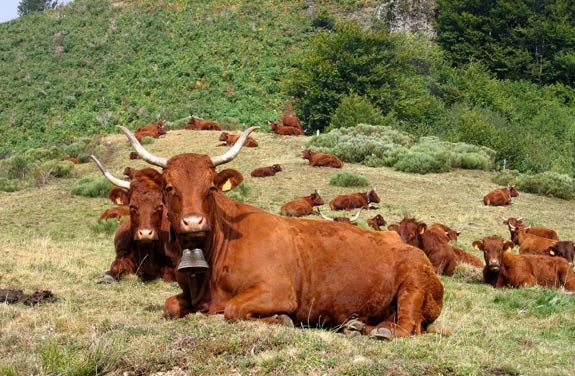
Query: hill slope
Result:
<box><xmin>0</xmin><ymin>129</ymin><xmax>574</xmax><ymax>374</ymax></box>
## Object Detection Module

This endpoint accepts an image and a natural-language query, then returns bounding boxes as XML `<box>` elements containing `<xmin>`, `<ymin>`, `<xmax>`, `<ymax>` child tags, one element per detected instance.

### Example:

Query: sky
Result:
<box><xmin>0</xmin><ymin>0</ymin><xmax>73</xmax><ymax>23</ymax></box>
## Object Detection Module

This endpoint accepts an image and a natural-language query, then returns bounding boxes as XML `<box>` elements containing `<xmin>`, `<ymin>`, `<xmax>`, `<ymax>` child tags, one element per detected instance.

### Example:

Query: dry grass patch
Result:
<box><xmin>1</xmin><ymin>129</ymin><xmax>574</xmax><ymax>375</ymax></box>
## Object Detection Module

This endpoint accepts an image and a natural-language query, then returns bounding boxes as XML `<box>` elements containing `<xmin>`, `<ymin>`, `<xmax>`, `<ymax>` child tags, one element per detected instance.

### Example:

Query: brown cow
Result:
<box><xmin>134</xmin><ymin>121</ymin><xmax>167</xmax><ymax>142</ymax></box>
<box><xmin>250</xmin><ymin>164</ymin><xmax>282</xmax><ymax>178</ymax></box>
<box><xmin>120</xmin><ymin>125</ymin><xmax>444</xmax><ymax>339</ymax></box>
<box><xmin>483</xmin><ymin>185</ymin><xmax>518</xmax><ymax>206</ymax></box>
<box><xmin>186</xmin><ymin>117</ymin><xmax>222</xmax><ymax>131</ymax></box>
<box><xmin>472</xmin><ymin>236</ymin><xmax>575</xmax><ymax>290</ymax></box>
<box><xmin>329</xmin><ymin>188</ymin><xmax>380</xmax><ymax>211</ymax></box>
<box><xmin>430</xmin><ymin>223</ymin><xmax>460</xmax><ymax>241</ymax></box>
<box><xmin>548</xmin><ymin>241</ymin><xmax>575</xmax><ymax>266</ymax></box>
<box><xmin>279</xmin><ymin>190</ymin><xmax>324</xmax><ymax>217</ymax></box>
<box><xmin>367</xmin><ymin>214</ymin><xmax>387</xmax><ymax>231</ymax></box>
<box><xmin>269</xmin><ymin>121</ymin><xmax>303</xmax><ymax>136</ymax></box>
<box><xmin>429</xmin><ymin>224</ymin><xmax>482</xmax><ymax>268</ymax></box>
<box><xmin>129</xmin><ymin>151</ymin><xmax>140</xmax><ymax>160</ymax></box>
<box><xmin>302</xmin><ymin>149</ymin><xmax>344</xmax><ymax>168</ymax></box>
<box><xmin>511</xmin><ymin>224</ymin><xmax>557</xmax><ymax>255</ymax></box>
<box><xmin>281</xmin><ymin>114</ymin><xmax>303</xmax><ymax>132</ymax></box>
<box><xmin>99</xmin><ymin>206</ymin><xmax>130</xmax><ymax>222</ymax></box>
<box><xmin>502</xmin><ymin>217</ymin><xmax>559</xmax><ymax>243</ymax></box>
<box><xmin>318</xmin><ymin>209</ymin><xmax>362</xmax><ymax>225</ymax></box>
<box><xmin>91</xmin><ymin>156</ymin><xmax>176</xmax><ymax>283</ymax></box>
<box><xmin>219</xmin><ymin>132</ymin><xmax>258</xmax><ymax>147</ymax></box>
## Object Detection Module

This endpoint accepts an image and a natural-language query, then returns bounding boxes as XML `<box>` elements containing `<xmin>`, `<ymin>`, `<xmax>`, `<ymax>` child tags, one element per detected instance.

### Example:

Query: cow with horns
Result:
<box><xmin>118</xmin><ymin>125</ymin><xmax>444</xmax><ymax>339</ymax></box>
<box><xmin>318</xmin><ymin>209</ymin><xmax>363</xmax><ymax>225</ymax></box>
<box><xmin>329</xmin><ymin>188</ymin><xmax>380</xmax><ymax>211</ymax></box>
<box><xmin>91</xmin><ymin>157</ymin><xmax>176</xmax><ymax>283</ymax></box>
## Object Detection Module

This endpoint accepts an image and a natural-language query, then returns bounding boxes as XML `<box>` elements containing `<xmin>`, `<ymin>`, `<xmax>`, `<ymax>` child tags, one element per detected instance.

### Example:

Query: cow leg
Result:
<box><xmin>99</xmin><ymin>256</ymin><xmax>136</xmax><ymax>283</ymax></box>
<box><xmin>164</xmin><ymin>293</ymin><xmax>193</xmax><ymax>319</ymax></box>
<box><xmin>223</xmin><ymin>286</ymin><xmax>297</xmax><ymax>327</ymax></box>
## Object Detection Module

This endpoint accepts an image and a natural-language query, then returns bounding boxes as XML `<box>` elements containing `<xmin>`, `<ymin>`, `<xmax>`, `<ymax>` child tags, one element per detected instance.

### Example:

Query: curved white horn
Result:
<box><xmin>501</xmin><ymin>216</ymin><xmax>508</xmax><ymax>221</ymax></box>
<box><xmin>350</xmin><ymin>208</ymin><xmax>363</xmax><ymax>223</ymax></box>
<box><xmin>317</xmin><ymin>209</ymin><xmax>334</xmax><ymax>221</ymax></box>
<box><xmin>517</xmin><ymin>217</ymin><xmax>523</xmax><ymax>221</ymax></box>
<box><xmin>211</xmin><ymin>126</ymin><xmax>259</xmax><ymax>166</ymax></box>
<box><xmin>117</xmin><ymin>125</ymin><xmax>167</xmax><ymax>168</ymax></box>
<box><xmin>509</xmin><ymin>224</ymin><xmax>516</xmax><ymax>231</ymax></box>
<box><xmin>90</xmin><ymin>155</ymin><xmax>130</xmax><ymax>190</ymax></box>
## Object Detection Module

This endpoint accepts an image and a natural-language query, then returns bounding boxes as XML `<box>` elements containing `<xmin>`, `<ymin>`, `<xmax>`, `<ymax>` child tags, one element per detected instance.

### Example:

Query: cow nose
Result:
<box><xmin>181</xmin><ymin>215</ymin><xmax>210</xmax><ymax>233</ymax></box>
<box><xmin>136</xmin><ymin>228</ymin><xmax>157</xmax><ymax>241</ymax></box>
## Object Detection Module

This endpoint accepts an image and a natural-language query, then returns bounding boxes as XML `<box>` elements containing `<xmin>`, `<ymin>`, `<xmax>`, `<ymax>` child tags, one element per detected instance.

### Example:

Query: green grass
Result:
<box><xmin>1</xmin><ymin>130</ymin><xmax>574</xmax><ymax>375</ymax></box>
<box><xmin>329</xmin><ymin>172</ymin><xmax>370</xmax><ymax>187</ymax></box>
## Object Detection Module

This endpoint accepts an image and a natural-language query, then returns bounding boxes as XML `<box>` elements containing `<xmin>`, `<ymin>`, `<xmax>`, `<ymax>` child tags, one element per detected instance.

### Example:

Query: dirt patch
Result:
<box><xmin>0</xmin><ymin>288</ymin><xmax>57</xmax><ymax>305</ymax></box>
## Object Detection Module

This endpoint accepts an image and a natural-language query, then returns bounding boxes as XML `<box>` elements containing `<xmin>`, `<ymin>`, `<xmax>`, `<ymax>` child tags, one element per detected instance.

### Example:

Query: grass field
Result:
<box><xmin>1</xmin><ymin>129</ymin><xmax>574</xmax><ymax>375</ymax></box>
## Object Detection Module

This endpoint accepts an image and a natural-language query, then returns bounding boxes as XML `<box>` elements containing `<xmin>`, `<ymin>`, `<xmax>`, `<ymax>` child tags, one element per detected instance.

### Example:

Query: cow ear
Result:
<box><xmin>215</xmin><ymin>169</ymin><xmax>244</xmax><ymax>192</ymax></box>
<box><xmin>418</xmin><ymin>223</ymin><xmax>427</xmax><ymax>234</ymax></box>
<box><xmin>472</xmin><ymin>240</ymin><xmax>484</xmax><ymax>251</ymax></box>
<box><xmin>548</xmin><ymin>244</ymin><xmax>557</xmax><ymax>256</ymax></box>
<box><xmin>503</xmin><ymin>241</ymin><xmax>514</xmax><ymax>252</ymax></box>
<box><xmin>387</xmin><ymin>224</ymin><xmax>399</xmax><ymax>233</ymax></box>
<box><xmin>108</xmin><ymin>188</ymin><xmax>129</xmax><ymax>205</ymax></box>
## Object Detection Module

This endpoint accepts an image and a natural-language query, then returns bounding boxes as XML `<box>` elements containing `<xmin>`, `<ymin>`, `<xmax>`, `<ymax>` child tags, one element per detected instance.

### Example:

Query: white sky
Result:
<box><xmin>0</xmin><ymin>0</ymin><xmax>73</xmax><ymax>23</ymax></box>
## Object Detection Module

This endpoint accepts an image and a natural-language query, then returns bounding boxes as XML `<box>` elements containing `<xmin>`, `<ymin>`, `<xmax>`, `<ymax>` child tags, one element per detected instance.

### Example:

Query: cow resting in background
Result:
<box><xmin>134</xmin><ymin>121</ymin><xmax>167</xmax><ymax>142</ymax></box>
<box><xmin>219</xmin><ymin>132</ymin><xmax>258</xmax><ymax>147</ymax></box>
<box><xmin>269</xmin><ymin>121</ymin><xmax>303</xmax><ymax>136</ymax></box>
<box><xmin>120</xmin><ymin>125</ymin><xmax>445</xmax><ymax>339</ymax></box>
<box><xmin>367</xmin><ymin>214</ymin><xmax>387</xmax><ymax>231</ymax></box>
<box><xmin>186</xmin><ymin>117</ymin><xmax>222</xmax><ymax>131</ymax></box>
<box><xmin>280</xmin><ymin>114</ymin><xmax>303</xmax><ymax>132</ymax></box>
<box><xmin>250</xmin><ymin>164</ymin><xmax>282</xmax><ymax>178</ymax></box>
<box><xmin>502</xmin><ymin>217</ymin><xmax>559</xmax><ymax>243</ymax></box>
<box><xmin>91</xmin><ymin>157</ymin><xmax>176</xmax><ymax>283</ymax></box>
<box><xmin>483</xmin><ymin>185</ymin><xmax>518</xmax><ymax>206</ymax></box>
<box><xmin>279</xmin><ymin>190</ymin><xmax>324</xmax><ymax>217</ymax></box>
<box><xmin>329</xmin><ymin>188</ymin><xmax>380</xmax><ymax>211</ymax></box>
<box><xmin>473</xmin><ymin>236</ymin><xmax>575</xmax><ymax>290</ymax></box>
<box><xmin>301</xmin><ymin>149</ymin><xmax>343</xmax><ymax>168</ymax></box>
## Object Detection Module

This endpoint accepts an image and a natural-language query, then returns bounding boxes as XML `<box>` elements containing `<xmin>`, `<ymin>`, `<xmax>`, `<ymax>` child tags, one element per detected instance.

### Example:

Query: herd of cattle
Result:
<box><xmin>92</xmin><ymin>116</ymin><xmax>575</xmax><ymax>340</ymax></box>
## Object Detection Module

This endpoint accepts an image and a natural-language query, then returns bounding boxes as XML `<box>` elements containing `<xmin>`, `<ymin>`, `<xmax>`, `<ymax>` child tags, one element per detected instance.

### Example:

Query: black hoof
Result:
<box><xmin>369</xmin><ymin>327</ymin><xmax>393</xmax><ymax>340</ymax></box>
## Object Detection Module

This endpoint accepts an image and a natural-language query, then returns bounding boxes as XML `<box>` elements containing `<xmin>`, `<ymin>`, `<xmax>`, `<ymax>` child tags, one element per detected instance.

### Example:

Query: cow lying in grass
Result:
<box><xmin>301</xmin><ymin>149</ymin><xmax>343</xmax><ymax>168</ymax></box>
<box><xmin>280</xmin><ymin>190</ymin><xmax>324</xmax><ymax>217</ymax></box>
<box><xmin>134</xmin><ymin>121</ymin><xmax>167</xmax><ymax>142</ymax></box>
<box><xmin>329</xmin><ymin>188</ymin><xmax>380</xmax><ymax>211</ymax></box>
<box><xmin>473</xmin><ymin>236</ymin><xmax>575</xmax><ymax>290</ymax></box>
<box><xmin>250</xmin><ymin>164</ymin><xmax>282</xmax><ymax>178</ymax></box>
<box><xmin>502</xmin><ymin>217</ymin><xmax>559</xmax><ymax>242</ymax></box>
<box><xmin>483</xmin><ymin>185</ymin><xmax>518</xmax><ymax>206</ymax></box>
<box><xmin>219</xmin><ymin>132</ymin><xmax>258</xmax><ymax>147</ymax></box>
<box><xmin>186</xmin><ymin>116</ymin><xmax>222</xmax><ymax>131</ymax></box>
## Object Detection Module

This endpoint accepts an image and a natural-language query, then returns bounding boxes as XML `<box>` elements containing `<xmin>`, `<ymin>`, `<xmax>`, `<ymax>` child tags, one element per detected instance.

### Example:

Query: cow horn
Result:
<box><xmin>501</xmin><ymin>216</ymin><xmax>508</xmax><ymax>222</ymax></box>
<box><xmin>317</xmin><ymin>209</ymin><xmax>333</xmax><ymax>221</ymax></box>
<box><xmin>350</xmin><ymin>208</ymin><xmax>363</xmax><ymax>223</ymax></box>
<box><xmin>211</xmin><ymin>126</ymin><xmax>259</xmax><ymax>166</ymax></box>
<box><xmin>117</xmin><ymin>125</ymin><xmax>168</xmax><ymax>168</ymax></box>
<box><xmin>90</xmin><ymin>155</ymin><xmax>130</xmax><ymax>190</ymax></box>
<box><xmin>509</xmin><ymin>224</ymin><xmax>516</xmax><ymax>230</ymax></box>
<box><xmin>517</xmin><ymin>217</ymin><xmax>523</xmax><ymax>221</ymax></box>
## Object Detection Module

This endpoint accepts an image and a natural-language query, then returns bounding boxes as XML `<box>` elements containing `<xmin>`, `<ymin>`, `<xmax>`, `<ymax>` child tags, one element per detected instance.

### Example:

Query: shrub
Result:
<box><xmin>71</xmin><ymin>176</ymin><xmax>112</xmax><ymax>198</ymax></box>
<box><xmin>227</xmin><ymin>183</ymin><xmax>251</xmax><ymax>202</ymax></box>
<box><xmin>0</xmin><ymin>178</ymin><xmax>19</xmax><ymax>192</ymax></box>
<box><xmin>32</xmin><ymin>161</ymin><xmax>75</xmax><ymax>186</ymax></box>
<box><xmin>394</xmin><ymin>151</ymin><xmax>447</xmax><ymax>174</ymax></box>
<box><xmin>90</xmin><ymin>219</ymin><xmax>119</xmax><ymax>235</ymax></box>
<box><xmin>327</xmin><ymin>94</ymin><xmax>385</xmax><ymax>131</ymax></box>
<box><xmin>329</xmin><ymin>172</ymin><xmax>369</xmax><ymax>187</ymax></box>
<box><xmin>492</xmin><ymin>170</ymin><xmax>575</xmax><ymax>200</ymax></box>
<box><xmin>311</xmin><ymin>8</ymin><xmax>335</xmax><ymax>30</ymax></box>
<box><xmin>5</xmin><ymin>155</ymin><xmax>31</xmax><ymax>180</ymax></box>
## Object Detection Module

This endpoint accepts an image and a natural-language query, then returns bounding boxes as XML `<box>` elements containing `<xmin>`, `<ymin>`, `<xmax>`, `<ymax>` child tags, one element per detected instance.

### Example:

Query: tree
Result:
<box><xmin>17</xmin><ymin>0</ymin><xmax>58</xmax><ymax>17</ymax></box>
<box><xmin>436</xmin><ymin>0</ymin><xmax>575</xmax><ymax>85</ymax></box>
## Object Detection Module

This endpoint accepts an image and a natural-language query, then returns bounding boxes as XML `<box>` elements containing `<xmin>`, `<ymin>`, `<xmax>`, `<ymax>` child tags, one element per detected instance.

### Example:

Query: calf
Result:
<box><xmin>219</xmin><ymin>132</ymin><xmax>258</xmax><ymax>147</ymax></box>
<box><xmin>91</xmin><ymin>157</ymin><xmax>176</xmax><ymax>283</ymax></box>
<box><xmin>473</xmin><ymin>236</ymin><xmax>575</xmax><ymax>290</ymax></box>
<box><xmin>269</xmin><ymin>121</ymin><xmax>303</xmax><ymax>136</ymax></box>
<box><xmin>186</xmin><ymin>116</ymin><xmax>222</xmax><ymax>131</ymax></box>
<box><xmin>502</xmin><ymin>217</ymin><xmax>559</xmax><ymax>243</ymax></box>
<box><xmin>250</xmin><ymin>164</ymin><xmax>282</xmax><ymax>178</ymax></box>
<box><xmin>302</xmin><ymin>149</ymin><xmax>343</xmax><ymax>168</ymax></box>
<box><xmin>318</xmin><ymin>208</ymin><xmax>362</xmax><ymax>224</ymax></box>
<box><xmin>483</xmin><ymin>185</ymin><xmax>518</xmax><ymax>206</ymax></box>
<box><xmin>367</xmin><ymin>214</ymin><xmax>387</xmax><ymax>231</ymax></box>
<box><xmin>134</xmin><ymin>121</ymin><xmax>167</xmax><ymax>142</ymax></box>
<box><xmin>329</xmin><ymin>188</ymin><xmax>380</xmax><ymax>211</ymax></box>
<box><xmin>511</xmin><ymin>224</ymin><xmax>557</xmax><ymax>255</ymax></box>
<box><xmin>548</xmin><ymin>241</ymin><xmax>575</xmax><ymax>266</ymax></box>
<box><xmin>279</xmin><ymin>190</ymin><xmax>324</xmax><ymax>217</ymax></box>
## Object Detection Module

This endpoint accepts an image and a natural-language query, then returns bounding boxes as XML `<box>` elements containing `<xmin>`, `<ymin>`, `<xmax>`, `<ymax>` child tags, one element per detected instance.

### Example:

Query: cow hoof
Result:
<box><xmin>369</xmin><ymin>327</ymin><xmax>393</xmax><ymax>341</ymax></box>
<box><xmin>273</xmin><ymin>314</ymin><xmax>294</xmax><ymax>327</ymax></box>
<box><xmin>343</xmin><ymin>319</ymin><xmax>366</xmax><ymax>335</ymax></box>
<box><xmin>97</xmin><ymin>274</ymin><xmax>117</xmax><ymax>284</ymax></box>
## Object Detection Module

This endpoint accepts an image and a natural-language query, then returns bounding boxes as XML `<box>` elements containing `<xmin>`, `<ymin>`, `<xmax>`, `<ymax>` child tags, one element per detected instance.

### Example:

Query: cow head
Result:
<box><xmin>548</xmin><ymin>241</ymin><xmax>575</xmax><ymax>266</ymax></box>
<box><xmin>123</xmin><ymin>167</ymin><xmax>136</xmax><ymax>179</ymax></box>
<box><xmin>432</xmin><ymin>223</ymin><xmax>460</xmax><ymax>241</ymax></box>
<box><xmin>219</xmin><ymin>132</ymin><xmax>229</xmax><ymax>142</ymax></box>
<box><xmin>309</xmin><ymin>190</ymin><xmax>324</xmax><ymax>206</ymax></box>
<box><xmin>268</xmin><ymin>121</ymin><xmax>279</xmax><ymax>131</ymax></box>
<box><xmin>502</xmin><ymin>217</ymin><xmax>524</xmax><ymax>243</ymax></box>
<box><xmin>472</xmin><ymin>236</ymin><xmax>513</xmax><ymax>272</ymax></box>
<box><xmin>301</xmin><ymin>149</ymin><xmax>312</xmax><ymax>160</ymax></box>
<box><xmin>397</xmin><ymin>218</ymin><xmax>426</xmax><ymax>248</ymax></box>
<box><xmin>92</xmin><ymin>157</ymin><xmax>165</xmax><ymax>243</ymax></box>
<box><xmin>118</xmin><ymin>125</ymin><xmax>256</xmax><ymax>248</ymax></box>
<box><xmin>367</xmin><ymin>187</ymin><xmax>380</xmax><ymax>205</ymax></box>
<box><xmin>507</xmin><ymin>185</ymin><xmax>519</xmax><ymax>197</ymax></box>
<box><xmin>156</xmin><ymin>121</ymin><xmax>167</xmax><ymax>136</ymax></box>
<box><xmin>272</xmin><ymin>164</ymin><xmax>282</xmax><ymax>172</ymax></box>
<box><xmin>369</xmin><ymin>214</ymin><xmax>387</xmax><ymax>227</ymax></box>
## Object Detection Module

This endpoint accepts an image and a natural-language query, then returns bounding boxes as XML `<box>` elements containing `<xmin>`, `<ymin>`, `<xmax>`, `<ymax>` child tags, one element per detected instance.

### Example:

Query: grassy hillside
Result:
<box><xmin>0</xmin><ymin>0</ymin><xmax>314</xmax><ymax>153</ymax></box>
<box><xmin>1</xmin><ymin>130</ymin><xmax>574</xmax><ymax>375</ymax></box>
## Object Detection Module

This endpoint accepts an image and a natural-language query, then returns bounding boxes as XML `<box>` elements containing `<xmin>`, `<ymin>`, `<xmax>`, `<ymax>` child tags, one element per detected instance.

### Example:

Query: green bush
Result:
<box><xmin>329</xmin><ymin>172</ymin><xmax>369</xmax><ymax>187</ymax></box>
<box><xmin>492</xmin><ymin>170</ymin><xmax>575</xmax><ymax>200</ymax></box>
<box><xmin>90</xmin><ymin>219</ymin><xmax>119</xmax><ymax>235</ymax></box>
<box><xmin>327</xmin><ymin>94</ymin><xmax>385</xmax><ymax>131</ymax></box>
<box><xmin>0</xmin><ymin>178</ymin><xmax>19</xmax><ymax>192</ymax></box>
<box><xmin>5</xmin><ymin>155</ymin><xmax>31</xmax><ymax>180</ymax></box>
<box><xmin>393</xmin><ymin>151</ymin><xmax>447</xmax><ymax>174</ymax></box>
<box><xmin>227</xmin><ymin>183</ymin><xmax>251</xmax><ymax>202</ymax></box>
<box><xmin>71</xmin><ymin>176</ymin><xmax>112</xmax><ymax>198</ymax></box>
<box><xmin>311</xmin><ymin>8</ymin><xmax>335</xmax><ymax>30</ymax></box>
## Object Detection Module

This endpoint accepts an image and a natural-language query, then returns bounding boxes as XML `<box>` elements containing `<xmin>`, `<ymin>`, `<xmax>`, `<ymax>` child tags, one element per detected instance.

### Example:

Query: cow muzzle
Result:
<box><xmin>488</xmin><ymin>261</ymin><xmax>500</xmax><ymax>271</ymax></box>
<box><xmin>180</xmin><ymin>215</ymin><xmax>210</xmax><ymax>235</ymax></box>
<box><xmin>135</xmin><ymin>228</ymin><xmax>158</xmax><ymax>242</ymax></box>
